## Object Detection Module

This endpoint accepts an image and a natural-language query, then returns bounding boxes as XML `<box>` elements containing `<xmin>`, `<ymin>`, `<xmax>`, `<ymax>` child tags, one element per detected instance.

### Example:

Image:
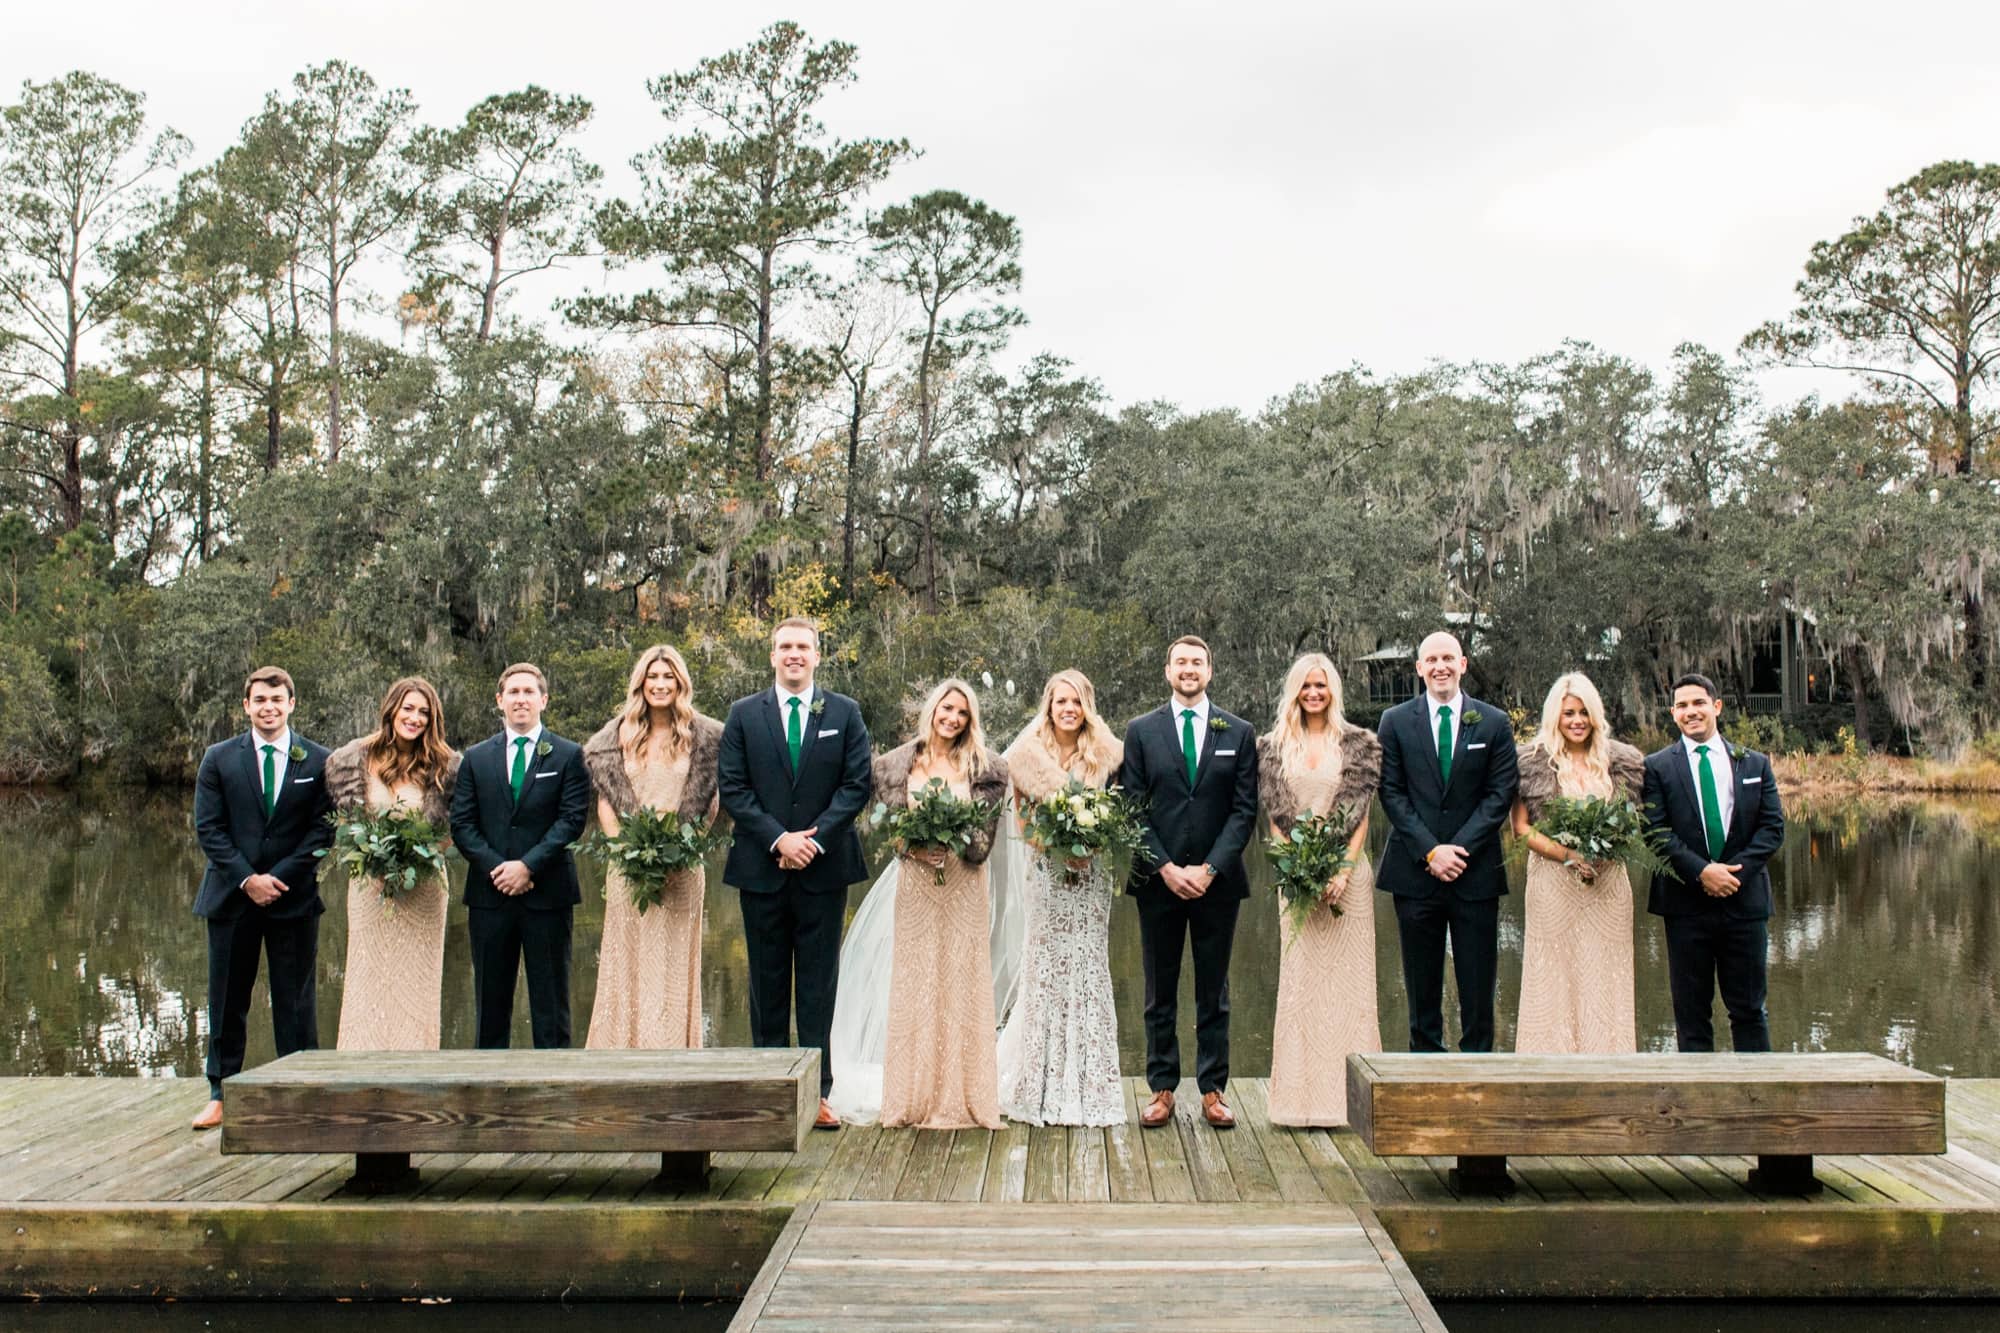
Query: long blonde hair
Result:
<box><xmin>1531</xmin><ymin>671</ymin><xmax>1610</xmax><ymax>782</ymax></box>
<box><xmin>912</xmin><ymin>677</ymin><xmax>990</xmax><ymax>779</ymax></box>
<box><xmin>1267</xmin><ymin>653</ymin><xmax>1349</xmax><ymax>778</ymax></box>
<box><xmin>1009</xmin><ymin>669</ymin><xmax>1120</xmax><ymax>784</ymax></box>
<box><xmin>617</xmin><ymin>644</ymin><xmax>696</xmax><ymax>762</ymax></box>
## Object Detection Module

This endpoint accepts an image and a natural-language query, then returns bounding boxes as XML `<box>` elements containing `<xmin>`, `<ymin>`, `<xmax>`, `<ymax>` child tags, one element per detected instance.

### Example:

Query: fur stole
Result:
<box><xmin>1257</xmin><ymin>726</ymin><xmax>1382</xmax><ymax>837</ymax></box>
<box><xmin>323</xmin><ymin>737</ymin><xmax>460</xmax><ymax>827</ymax></box>
<box><xmin>873</xmin><ymin>739</ymin><xmax>1011</xmax><ymax>865</ymax></box>
<box><xmin>582</xmin><ymin>713</ymin><xmax>724</xmax><ymax>823</ymax></box>
<box><xmin>1002</xmin><ymin>731</ymin><xmax>1123</xmax><ymax>804</ymax></box>
<box><xmin>1515</xmin><ymin>738</ymin><xmax>1646</xmax><ymax>823</ymax></box>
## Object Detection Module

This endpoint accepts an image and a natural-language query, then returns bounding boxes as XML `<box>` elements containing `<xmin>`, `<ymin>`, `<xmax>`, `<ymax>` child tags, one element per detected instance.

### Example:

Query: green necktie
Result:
<box><xmin>1696</xmin><ymin>744</ymin><xmax>1726</xmax><ymax>860</ymax></box>
<box><xmin>510</xmin><ymin>736</ymin><xmax>529</xmax><ymax>802</ymax></box>
<box><xmin>787</xmin><ymin>697</ymin><xmax>803</xmax><ymax>772</ymax></box>
<box><xmin>261</xmin><ymin>743</ymin><xmax>277</xmax><ymax>817</ymax></box>
<box><xmin>1436</xmin><ymin>705</ymin><xmax>1454</xmax><ymax>784</ymax></box>
<box><xmin>1180</xmin><ymin>708</ymin><xmax>1198</xmax><ymax>787</ymax></box>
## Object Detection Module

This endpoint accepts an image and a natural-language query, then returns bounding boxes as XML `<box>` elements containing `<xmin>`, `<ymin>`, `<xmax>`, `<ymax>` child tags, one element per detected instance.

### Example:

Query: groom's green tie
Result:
<box><xmin>260</xmin><ymin>743</ymin><xmax>276</xmax><ymax>817</ymax></box>
<box><xmin>1436</xmin><ymin>705</ymin><xmax>1454</xmax><ymax>784</ymax></box>
<box><xmin>509</xmin><ymin>736</ymin><xmax>529</xmax><ymax>803</ymax></box>
<box><xmin>787</xmin><ymin>697</ymin><xmax>804</xmax><ymax>772</ymax></box>
<box><xmin>1180</xmin><ymin>708</ymin><xmax>1198</xmax><ymax>787</ymax></box>
<box><xmin>1696</xmin><ymin>743</ymin><xmax>1726</xmax><ymax>860</ymax></box>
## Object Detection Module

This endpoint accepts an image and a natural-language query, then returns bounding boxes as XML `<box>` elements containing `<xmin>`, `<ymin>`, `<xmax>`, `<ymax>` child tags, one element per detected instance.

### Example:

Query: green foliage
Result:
<box><xmin>869</xmin><ymin>777</ymin><xmax>1001</xmax><ymax>884</ymax></box>
<box><xmin>573</xmin><ymin>806</ymin><xmax>725</xmax><ymax>915</ymax></box>
<box><xmin>1019</xmin><ymin>780</ymin><xmax>1149</xmax><ymax>884</ymax></box>
<box><xmin>1529</xmin><ymin>795</ymin><xmax>1669</xmax><ymax>877</ymax></box>
<box><xmin>1266</xmin><ymin>808</ymin><xmax>1360</xmax><ymax>937</ymax></box>
<box><xmin>317</xmin><ymin>804</ymin><xmax>451</xmax><ymax>908</ymax></box>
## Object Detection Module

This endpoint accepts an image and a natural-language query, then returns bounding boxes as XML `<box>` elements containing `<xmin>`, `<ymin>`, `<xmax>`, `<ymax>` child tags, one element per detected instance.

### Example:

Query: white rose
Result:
<box><xmin>1075</xmin><ymin>809</ymin><xmax>1098</xmax><ymax>828</ymax></box>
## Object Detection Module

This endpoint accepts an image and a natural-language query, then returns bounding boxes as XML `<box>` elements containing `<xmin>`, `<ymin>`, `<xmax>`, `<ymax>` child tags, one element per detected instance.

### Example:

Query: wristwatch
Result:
<box><xmin>1202</xmin><ymin>862</ymin><xmax>1218</xmax><ymax>879</ymax></box>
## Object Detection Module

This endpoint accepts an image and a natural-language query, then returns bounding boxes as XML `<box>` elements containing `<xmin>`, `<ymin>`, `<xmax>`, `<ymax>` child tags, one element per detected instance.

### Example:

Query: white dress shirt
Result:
<box><xmin>252</xmin><ymin>727</ymin><xmax>293</xmax><ymax>798</ymax></box>
<box><xmin>1169</xmin><ymin>695</ymin><xmax>1212</xmax><ymax>763</ymax></box>
<box><xmin>1424</xmin><ymin>692</ymin><xmax>1466</xmax><ymax>749</ymax></box>
<box><xmin>773</xmin><ymin>681</ymin><xmax>822</xmax><ymax>853</ymax></box>
<box><xmin>1681</xmin><ymin>732</ymin><xmax>1735</xmax><ymax>835</ymax></box>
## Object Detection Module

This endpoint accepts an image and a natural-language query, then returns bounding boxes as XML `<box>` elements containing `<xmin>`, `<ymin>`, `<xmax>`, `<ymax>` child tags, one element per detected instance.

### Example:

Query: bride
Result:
<box><xmin>829</xmin><ymin>669</ymin><xmax>1124</xmax><ymax>1127</ymax></box>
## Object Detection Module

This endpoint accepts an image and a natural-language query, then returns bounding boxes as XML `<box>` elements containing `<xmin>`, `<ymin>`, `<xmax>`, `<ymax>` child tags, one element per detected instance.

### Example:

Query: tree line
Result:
<box><xmin>1</xmin><ymin>22</ymin><xmax>1996</xmax><ymax>785</ymax></box>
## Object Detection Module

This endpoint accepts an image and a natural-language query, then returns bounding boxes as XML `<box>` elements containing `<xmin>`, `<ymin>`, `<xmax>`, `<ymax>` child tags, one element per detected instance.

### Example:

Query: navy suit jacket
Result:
<box><xmin>192</xmin><ymin>731</ymin><xmax>334</xmax><ymax>921</ymax></box>
<box><xmin>1116</xmin><ymin>703</ymin><xmax>1261</xmax><ymax>902</ymax></box>
<box><xmin>718</xmin><ymin>686</ymin><xmax>872</xmax><ymax>894</ymax></box>
<box><xmin>1642</xmin><ymin>741</ymin><xmax>1785</xmax><ymax>920</ymax></box>
<box><xmin>1374</xmin><ymin>693</ymin><xmax>1519</xmax><ymax>900</ymax></box>
<box><xmin>449</xmin><ymin>729</ymin><xmax>591</xmax><ymax>911</ymax></box>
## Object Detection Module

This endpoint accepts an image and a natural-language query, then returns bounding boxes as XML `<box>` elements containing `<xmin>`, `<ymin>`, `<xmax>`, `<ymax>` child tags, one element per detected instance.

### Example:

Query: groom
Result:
<box><xmin>190</xmin><ymin>666</ymin><xmax>333</xmax><ymax>1131</ymax></box>
<box><xmin>718</xmin><ymin>617</ymin><xmax>873</xmax><ymax>1129</ymax></box>
<box><xmin>450</xmin><ymin>662</ymin><xmax>591</xmax><ymax>1049</ymax></box>
<box><xmin>1376</xmin><ymin>631</ymin><xmax>1519</xmax><ymax>1053</ymax></box>
<box><xmin>1119</xmin><ymin>635</ymin><xmax>1260</xmax><ymax>1130</ymax></box>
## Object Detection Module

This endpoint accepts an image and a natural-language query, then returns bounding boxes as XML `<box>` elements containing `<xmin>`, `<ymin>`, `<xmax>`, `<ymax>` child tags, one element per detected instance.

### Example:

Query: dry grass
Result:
<box><xmin>1770</xmin><ymin>752</ymin><xmax>2000</xmax><ymax>796</ymax></box>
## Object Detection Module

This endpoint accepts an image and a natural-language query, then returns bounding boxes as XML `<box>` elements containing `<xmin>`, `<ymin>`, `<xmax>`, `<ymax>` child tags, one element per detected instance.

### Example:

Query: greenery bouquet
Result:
<box><xmin>1266</xmin><ymin>806</ymin><xmax>1359</xmax><ymax>937</ymax></box>
<box><xmin>1020</xmin><ymin>779</ymin><xmax>1149</xmax><ymax>886</ymax></box>
<box><xmin>870</xmin><ymin>778</ymin><xmax>1002</xmax><ymax>885</ymax></box>
<box><xmin>573</xmin><ymin>807</ymin><xmax>725</xmax><ymax>915</ymax></box>
<box><xmin>318</xmin><ymin>805</ymin><xmax>451</xmax><ymax>913</ymax></box>
<box><xmin>1531</xmin><ymin>795</ymin><xmax>1668</xmax><ymax>877</ymax></box>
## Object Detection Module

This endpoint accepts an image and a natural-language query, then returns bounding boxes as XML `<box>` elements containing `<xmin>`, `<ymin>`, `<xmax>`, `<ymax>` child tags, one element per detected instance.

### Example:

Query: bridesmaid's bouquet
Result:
<box><xmin>870</xmin><ymin>778</ymin><xmax>1002</xmax><ymax>885</ymax></box>
<box><xmin>1021</xmin><ymin>780</ymin><xmax>1148</xmax><ymax>887</ymax></box>
<box><xmin>1530</xmin><ymin>795</ymin><xmax>1668</xmax><ymax>877</ymax></box>
<box><xmin>573</xmin><ymin>807</ymin><xmax>724</xmax><ymax>915</ymax></box>
<box><xmin>1266</xmin><ymin>806</ymin><xmax>1360</xmax><ymax>936</ymax></box>
<box><xmin>318</xmin><ymin>805</ymin><xmax>451</xmax><ymax>913</ymax></box>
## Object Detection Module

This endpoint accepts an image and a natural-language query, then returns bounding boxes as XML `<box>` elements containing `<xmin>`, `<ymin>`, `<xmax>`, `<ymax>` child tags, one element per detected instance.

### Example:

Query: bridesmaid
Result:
<box><xmin>328</xmin><ymin>677</ymin><xmax>461</xmax><ymax>1051</ymax></box>
<box><xmin>1512</xmin><ymin>671</ymin><xmax>1644</xmax><ymax>1054</ymax></box>
<box><xmin>1258</xmin><ymin>654</ymin><xmax>1382</xmax><ymax>1127</ymax></box>
<box><xmin>876</xmin><ymin>678</ymin><xmax>1010</xmax><ymax>1129</ymax></box>
<box><xmin>996</xmin><ymin>669</ymin><xmax>1125</xmax><ymax>1127</ymax></box>
<box><xmin>582</xmin><ymin>645</ymin><xmax>724</xmax><ymax>1049</ymax></box>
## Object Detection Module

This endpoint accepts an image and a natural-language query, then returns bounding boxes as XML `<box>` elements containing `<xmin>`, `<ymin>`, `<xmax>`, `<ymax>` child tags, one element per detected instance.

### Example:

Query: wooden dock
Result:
<box><xmin>6</xmin><ymin>1075</ymin><xmax>2000</xmax><ymax>1302</ymax></box>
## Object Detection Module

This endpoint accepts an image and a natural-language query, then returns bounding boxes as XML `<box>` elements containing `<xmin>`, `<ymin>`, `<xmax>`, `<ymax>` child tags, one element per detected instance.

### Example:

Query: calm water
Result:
<box><xmin>2</xmin><ymin>789</ymin><xmax>1996</xmax><ymax>1078</ymax></box>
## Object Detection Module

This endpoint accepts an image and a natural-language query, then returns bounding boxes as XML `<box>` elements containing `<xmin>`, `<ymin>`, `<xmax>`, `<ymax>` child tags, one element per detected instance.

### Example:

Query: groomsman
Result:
<box><xmin>718</xmin><ymin>617</ymin><xmax>873</xmax><ymax>1129</ymax></box>
<box><xmin>190</xmin><ymin>666</ymin><xmax>333</xmax><ymax>1130</ymax></box>
<box><xmin>1642</xmin><ymin>673</ymin><xmax>1786</xmax><ymax>1052</ymax></box>
<box><xmin>450</xmin><ymin>662</ymin><xmax>591</xmax><ymax>1048</ymax></box>
<box><xmin>1119</xmin><ymin>635</ymin><xmax>1260</xmax><ymax>1130</ymax></box>
<box><xmin>1376</xmin><ymin>631</ymin><xmax>1519</xmax><ymax>1053</ymax></box>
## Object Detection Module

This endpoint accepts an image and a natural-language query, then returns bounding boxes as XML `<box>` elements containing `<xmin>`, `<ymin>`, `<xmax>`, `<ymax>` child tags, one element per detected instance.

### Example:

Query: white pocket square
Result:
<box><xmin>1215</xmin><ymin>749</ymin><xmax>1236</xmax><ymax>757</ymax></box>
<box><xmin>1467</xmin><ymin>742</ymin><xmax>1488</xmax><ymax>750</ymax></box>
<box><xmin>1742</xmin><ymin>776</ymin><xmax>1762</xmax><ymax>785</ymax></box>
<box><xmin>817</xmin><ymin>728</ymin><xmax>841</xmax><ymax>738</ymax></box>
<box><xmin>534</xmin><ymin>769</ymin><xmax>557</xmax><ymax>778</ymax></box>
<box><xmin>291</xmin><ymin>776</ymin><xmax>315</xmax><ymax>783</ymax></box>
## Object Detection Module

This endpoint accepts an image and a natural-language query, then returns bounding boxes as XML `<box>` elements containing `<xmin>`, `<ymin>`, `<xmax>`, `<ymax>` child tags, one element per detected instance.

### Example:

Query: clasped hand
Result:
<box><xmin>491</xmin><ymin>860</ymin><xmax>533</xmax><ymax>895</ymax></box>
<box><xmin>1698</xmin><ymin>861</ymin><xmax>1743</xmax><ymax>897</ymax></box>
<box><xmin>1426</xmin><ymin>844</ymin><xmax>1470</xmax><ymax>881</ymax></box>
<box><xmin>775</xmin><ymin>828</ymin><xmax>821</xmax><ymax>873</ymax></box>
<box><xmin>242</xmin><ymin>872</ymin><xmax>289</xmax><ymax>906</ymax></box>
<box><xmin>1159</xmin><ymin>862</ymin><xmax>1214</xmax><ymax>900</ymax></box>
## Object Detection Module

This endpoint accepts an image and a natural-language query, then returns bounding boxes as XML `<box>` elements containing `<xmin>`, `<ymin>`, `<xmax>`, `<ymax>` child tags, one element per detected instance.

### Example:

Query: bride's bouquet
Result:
<box><xmin>573</xmin><ymin>807</ymin><xmax>725</xmax><ymax>915</ymax></box>
<box><xmin>1266</xmin><ymin>806</ymin><xmax>1359</xmax><ymax>936</ymax></box>
<box><xmin>1021</xmin><ymin>780</ymin><xmax>1149</xmax><ymax>887</ymax></box>
<box><xmin>318</xmin><ymin>805</ymin><xmax>451</xmax><ymax>913</ymax></box>
<box><xmin>870</xmin><ymin>778</ymin><xmax>1002</xmax><ymax>885</ymax></box>
<box><xmin>1530</xmin><ymin>795</ymin><xmax>1668</xmax><ymax>877</ymax></box>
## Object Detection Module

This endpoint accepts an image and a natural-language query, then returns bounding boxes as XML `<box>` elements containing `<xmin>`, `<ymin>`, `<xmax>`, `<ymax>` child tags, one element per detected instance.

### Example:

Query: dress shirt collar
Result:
<box><xmin>1681</xmin><ymin>732</ymin><xmax>1727</xmax><ymax>763</ymax></box>
<box><xmin>1170</xmin><ymin>696</ymin><xmax>1210</xmax><ymax>727</ymax></box>
<box><xmin>503</xmin><ymin>723</ymin><xmax>544</xmax><ymax>749</ymax></box>
<box><xmin>776</xmin><ymin>681</ymin><xmax>816</xmax><ymax>712</ymax></box>
<box><xmin>1424</xmin><ymin>692</ymin><xmax>1465</xmax><ymax>731</ymax></box>
<box><xmin>250</xmin><ymin>727</ymin><xmax>292</xmax><ymax>754</ymax></box>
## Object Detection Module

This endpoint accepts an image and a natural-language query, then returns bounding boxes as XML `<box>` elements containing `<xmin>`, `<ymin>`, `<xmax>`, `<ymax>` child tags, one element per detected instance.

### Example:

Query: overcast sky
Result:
<box><xmin>8</xmin><ymin>1</ymin><xmax>1999</xmax><ymax>413</ymax></box>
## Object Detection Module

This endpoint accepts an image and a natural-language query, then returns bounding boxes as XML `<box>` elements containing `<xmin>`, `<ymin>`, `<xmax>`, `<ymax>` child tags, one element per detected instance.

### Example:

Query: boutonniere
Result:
<box><xmin>535</xmin><ymin>740</ymin><xmax>553</xmax><ymax>758</ymax></box>
<box><xmin>287</xmin><ymin>744</ymin><xmax>306</xmax><ymax>763</ymax></box>
<box><xmin>1209</xmin><ymin>716</ymin><xmax>1230</xmax><ymax>733</ymax></box>
<box><xmin>1459</xmin><ymin>707</ymin><xmax>1484</xmax><ymax>727</ymax></box>
<box><xmin>1728</xmin><ymin>743</ymin><xmax>1746</xmax><ymax>761</ymax></box>
<box><xmin>810</xmin><ymin>697</ymin><xmax>826</xmax><ymax>718</ymax></box>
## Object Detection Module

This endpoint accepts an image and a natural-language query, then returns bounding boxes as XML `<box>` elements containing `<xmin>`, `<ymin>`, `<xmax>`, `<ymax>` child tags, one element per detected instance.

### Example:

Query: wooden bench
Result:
<box><xmin>1347</xmin><ymin>1052</ymin><xmax>1945</xmax><ymax>1197</ymax></box>
<box><xmin>222</xmin><ymin>1048</ymin><xmax>820</xmax><ymax>1191</ymax></box>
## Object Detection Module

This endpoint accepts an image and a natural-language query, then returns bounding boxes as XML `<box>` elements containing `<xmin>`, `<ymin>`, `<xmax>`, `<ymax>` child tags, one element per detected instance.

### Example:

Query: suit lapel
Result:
<box><xmin>1406</xmin><ymin>699</ymin><xmax>1444</xmax><ymax>802</ymax></box>
<box><xmin>237</xmin><ymin>732</ymin><xmax>271</xmax><ymax>831</ymax></box>
<box><xmin>1191</xmin><ymin>708</ymin><xmax>1226</xmax><ymax>792</ymax></box>
<box><xmin>793</xmin><ymin>686</ymin><xmax>825</xmax><ymax>782</ymax></box>
<box><xmin>1160</xmin><ymin>704</ymin><xmax>1195</xmax><ymax>794</ymax></box>
<box><xmin>1665</xmin><ymin>742</ymin><xmax>1705</xmax><ymax>848</ymax></box>
<box><xmin>1724</xmin><ymin>749</ymin><xmax>1756</xmax><ymax>848</ymax></box>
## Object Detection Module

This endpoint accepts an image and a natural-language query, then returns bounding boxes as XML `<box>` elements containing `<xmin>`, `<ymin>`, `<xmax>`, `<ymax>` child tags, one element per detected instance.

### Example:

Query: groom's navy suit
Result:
<box><xmin>1642</xmin><ymin>739</ymin><xmax>1785</xmax><ymax>1052</ymax></box>
<box><xmin>192</xmin><ymin>730</ymin><xmax>333</xmax><ymax>1099</ymax></box>
<box><xmin>718</xmin><ymin>685</ymin><xmax>872</xmax><ymax>1098</ymax></box>
<box><xmin>450</xmin><ymin>728</ymin><xmax>591</xmax><ymax>1048</ymax></box>
<box><xmin>1376</xmin><ymin>693</ymin><xmax>1518</xmax><ymax>1052</ymax></box>
<box><xmin>1118</xmin><ymin>702</ymin><xmax>1260</xmax><ymax>1095</ymax></box>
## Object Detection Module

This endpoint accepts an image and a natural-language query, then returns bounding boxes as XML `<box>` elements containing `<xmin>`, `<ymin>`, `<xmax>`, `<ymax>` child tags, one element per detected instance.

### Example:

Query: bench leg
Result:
<box><xmin>1748</xmin><ymin>1154</ymin><xmax>1822</xmax><ymax>1196</ymax></box>
<box><xmin>345</xmin><ymin>1152</ymin><xmax>418</xmax><ymax>1195</ymax></box>
<box><xmin>656</xmin><ymin>1151</ymin><xmax>711</xmax><ymax>1190</ymax></box>
<box><xmin>1449</xmin><ymin>1155</ymin><xmax>1515</xmax><ymax>1198</ymax></box>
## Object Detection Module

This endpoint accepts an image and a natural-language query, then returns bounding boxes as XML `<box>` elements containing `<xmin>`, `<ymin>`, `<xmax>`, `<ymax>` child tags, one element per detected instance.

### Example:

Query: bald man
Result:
<box><xmin>1375</xmin><ymin>632</ymin><xmax>1519</xmax><ymax>1052</ymax></box>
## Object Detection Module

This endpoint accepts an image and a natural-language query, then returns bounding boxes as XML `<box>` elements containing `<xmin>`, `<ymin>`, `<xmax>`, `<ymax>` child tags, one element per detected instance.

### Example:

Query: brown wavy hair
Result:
<box><xmin>364</xmin><ymin>676</ymin><xmax>454</xmax><ymax>795</ymax></box>
<box><xmin>617</xmin><ymin>644</ymin><xmax>697</xmax><ymax>761</ymax></box>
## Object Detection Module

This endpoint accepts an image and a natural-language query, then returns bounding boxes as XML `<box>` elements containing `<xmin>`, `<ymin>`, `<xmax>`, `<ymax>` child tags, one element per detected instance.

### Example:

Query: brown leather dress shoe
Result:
<box><xmin>191</xmin><ymin>1099</ymin><xmax>223</xmax><ymax>1131</ymax></box>
<box><xmin>814</xmin><ymin>1098</ymin><xmax>842</xmax><ymax>1131</ymax></box>
<box><xmin>1202</xmin><ymin>1090</ymin><xmax>1235</xmax><ymax>1129</ymax></box>
<box><xmin>1140</xmin><ymin>1090</ymin><xmax>1175</xmax><ymax>1128</ymax></box>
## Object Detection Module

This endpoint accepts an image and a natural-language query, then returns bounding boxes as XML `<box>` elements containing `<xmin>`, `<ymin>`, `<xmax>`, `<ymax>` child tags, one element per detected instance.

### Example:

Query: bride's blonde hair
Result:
<box><xmin>1010</xmin><ymin>669</ymin><xmax>1119</xmax><ymax>784</ymax></box>
<box><xmin>912</xmin><ymin>677</ymin><xmax>991</xmax><ymax>779</ymax></box>
<box><xmin>1267</xmin><ymin>653</ymin><xmax>1350</xmax><ymax>778</ymax></box>
<box><xmin>1530</xmin><ymin>671</ymin><xmax>1610</xmax><ymax>782</ymax></box>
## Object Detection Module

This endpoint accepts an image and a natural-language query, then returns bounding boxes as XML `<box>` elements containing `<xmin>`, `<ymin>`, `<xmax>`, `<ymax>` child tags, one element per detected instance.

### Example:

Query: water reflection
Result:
<box><xmin>2</xmin><ymin>791</ymin><xmax>1996</xmax><ymax>1079</ymax></box>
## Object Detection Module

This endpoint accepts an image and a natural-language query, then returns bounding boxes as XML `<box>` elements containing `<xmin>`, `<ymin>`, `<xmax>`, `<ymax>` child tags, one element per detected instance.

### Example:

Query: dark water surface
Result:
<box><xmin>2</xmin><ymin>790</ymin><xmax>1997</xmax><ymax>1077</ymax></box>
